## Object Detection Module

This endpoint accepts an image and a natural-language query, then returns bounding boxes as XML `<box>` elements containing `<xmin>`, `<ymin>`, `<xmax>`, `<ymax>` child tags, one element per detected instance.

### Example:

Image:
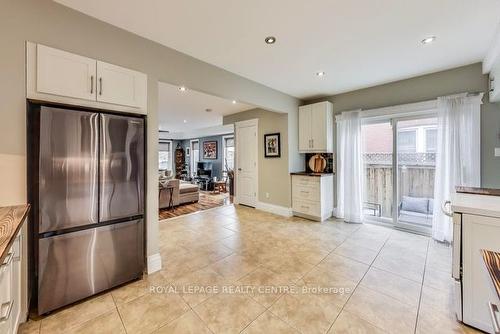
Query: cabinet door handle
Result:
<box><xmin>0</xmin><ymin>252</ymin><xmax>13</xmax><ymax>269</ymax></box>
<box><xmin>300</xmin><ymin>190</ymin><xmax>310</xmax><ymax>194</ymax></box>
<box><xmin>490</xmin><ymin>77</ymin><xmax>495</xmax><ymax>93</ymax></box>
<box><xmin>90</xmin><ymin>75</ymin><xmax>94</xmax><ymax>94</ymax></box>
<box><xmin>311</xmin><ymin>139</ymin><xmax>314</xmax><ymax>148</ymax></box>
<box><xmin>0</xmin><ymin>301</ymin><xmax>14</xmax><ymax>323</ymax></box>
<box><xmin>489</xmin><ymin>303</ymin><xmax>500</xmax><ymax>334</ymax></box>
<box><xmin>99</xmin><ymin>77</ymin><xmax>103</xmax><ymax>95</ymax></box>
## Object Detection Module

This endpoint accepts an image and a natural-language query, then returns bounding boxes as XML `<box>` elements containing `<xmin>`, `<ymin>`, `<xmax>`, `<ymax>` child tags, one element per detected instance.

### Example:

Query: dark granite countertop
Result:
<box><xmin>290</xmin><ymin>172</ymin><xmax>334</xmax><ymax>177</ymax></box>
<box><xmin>456</xmin><ymin>186</ymin><xmax>500</xmax><ymax>196</ymax></box>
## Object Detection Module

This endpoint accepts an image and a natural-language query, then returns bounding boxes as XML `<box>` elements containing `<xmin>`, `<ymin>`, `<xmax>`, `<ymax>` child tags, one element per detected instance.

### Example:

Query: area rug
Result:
<box><xmin>159</xmin><ymin>191</ymin><xmax>232</xmax><ymax>220</ymax></box>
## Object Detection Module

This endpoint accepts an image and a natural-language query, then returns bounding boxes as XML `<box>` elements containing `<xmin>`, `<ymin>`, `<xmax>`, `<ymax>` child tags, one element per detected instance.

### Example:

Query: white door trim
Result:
<box><xmin>235</xmin><ymin>118</ymin><xmax>258</xmax><ymax>207</ymax></box>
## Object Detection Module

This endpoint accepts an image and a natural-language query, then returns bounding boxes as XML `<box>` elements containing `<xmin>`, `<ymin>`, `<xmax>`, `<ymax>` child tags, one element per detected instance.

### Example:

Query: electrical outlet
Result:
<box><xmin>495</xmin><ymin>148</ymin><xmax>500</xmax><ymax>157</ymax></box>
<box><xmin>265</xmin><ymin>192</ymin><xmax>270</xmax><ymax>199</ymax></box>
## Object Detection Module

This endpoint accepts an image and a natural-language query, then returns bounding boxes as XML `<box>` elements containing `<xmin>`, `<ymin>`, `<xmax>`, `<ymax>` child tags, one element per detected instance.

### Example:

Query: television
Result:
<box><xmin>197</xmin><ymin>162</ymin><xmax>212</xmax><ymax>177</ymax></box>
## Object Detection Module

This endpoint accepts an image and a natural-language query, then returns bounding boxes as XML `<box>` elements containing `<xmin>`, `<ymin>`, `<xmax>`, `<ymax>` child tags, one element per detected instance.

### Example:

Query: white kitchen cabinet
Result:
<box><xmin>96</xmin><ymin>61</ymin><xmax>147</xmax><ymax>108</ymax></box>
<box><xmin>291</xmin><ymin>174</ymin><xmax>334</xmax><ymax>221</ymax></box>
<box><xmin>298</xmin><ymin>102</ymin><xmax>334</xmax><ymax>153</ymax></box>
<box><xmin>27</xmin><ymin>42</ymin><xmax>148</xmax><ymax>114</ymax></box>
<box><xmin>462</xmin><ymin>213</ymin><xmax>500</xmax><ymax>333</ymax></box>
<box><xmin>36</xmin><ymin>44</ymin><xmax>97</xmax><ymax>101</ymax></box>
<box><xmin>298</xmin><ymin>106</ymin><xmax>312</xmax><ymax>151</ymax></box>
<box><xmin>0</xmin><ymin>231</ymin><xmax>22</xmax><ymax>334</ymax></box>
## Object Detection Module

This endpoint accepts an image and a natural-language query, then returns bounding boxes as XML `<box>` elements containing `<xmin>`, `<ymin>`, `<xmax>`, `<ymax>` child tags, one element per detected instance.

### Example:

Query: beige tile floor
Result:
<box><xmin>19</xmin><ymin>204</ymin><xmax>481</xmax><ymax>334</ymax></box>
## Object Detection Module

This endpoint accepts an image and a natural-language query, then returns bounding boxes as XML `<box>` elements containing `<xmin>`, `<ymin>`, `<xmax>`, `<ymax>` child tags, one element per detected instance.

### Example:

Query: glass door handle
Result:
<box><xmin>442</xmin><ymin>200</ymin><xmax>453</xmax><ymax>217</ymax></box>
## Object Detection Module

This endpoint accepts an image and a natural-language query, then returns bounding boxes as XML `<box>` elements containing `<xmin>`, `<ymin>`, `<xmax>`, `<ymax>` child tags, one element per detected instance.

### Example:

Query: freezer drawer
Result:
<box><xmin>100</xmin><ymin>114</ymin><xmax>144</xmax><ymax>221</ymax></box>
<box><xmin>38</xmin><ymin>219</ymin><xmax>144</xmax><ymax>314</ymax></box>
<box><xmin>39</xmin><ymin>107</ymin><xmax>99</xmax><ymax>233</ymax></box>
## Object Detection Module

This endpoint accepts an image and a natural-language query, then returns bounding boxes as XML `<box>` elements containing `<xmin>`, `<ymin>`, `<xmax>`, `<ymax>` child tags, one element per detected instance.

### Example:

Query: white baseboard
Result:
<box><xmin>256</xmin><ymin>201</ymin><xmax>293</xmax><ymax>217</ymax></box>
<box><xmin>147</xmin><ymin>253</ymin><xmax>162</xmax><ymax>274</ymax></box>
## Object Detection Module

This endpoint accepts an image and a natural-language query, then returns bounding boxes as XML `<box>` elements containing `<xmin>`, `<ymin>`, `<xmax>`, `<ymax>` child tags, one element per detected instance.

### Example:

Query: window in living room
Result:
<box><xmin>190</xmin><ymin>139</ymin><xmax>199</xmax><ymax>177</ymax></box>
<box><xmin>159</xmin><ymin>140</ymin><xmax>173</xmax><ymax>171</ymax></box>
<box><xmin>223</xmin><ymin>135</ymin><xmax>234</xmax><ymax>172</ymax></box>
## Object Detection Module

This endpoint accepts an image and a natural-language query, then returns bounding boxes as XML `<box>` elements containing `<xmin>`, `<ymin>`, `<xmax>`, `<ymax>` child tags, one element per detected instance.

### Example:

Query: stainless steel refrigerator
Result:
<box><xmin>34</xmin><ymin>106</ymin><xmax>145</xmax><ymax>314</ymax></box>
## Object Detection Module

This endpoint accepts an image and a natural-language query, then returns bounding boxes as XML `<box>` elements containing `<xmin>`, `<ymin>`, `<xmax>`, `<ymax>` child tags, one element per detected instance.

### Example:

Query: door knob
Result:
<box><xmin>238</xmin><ymin>168</ymin><xmax>242</xmax><ymax>171</ymax></box>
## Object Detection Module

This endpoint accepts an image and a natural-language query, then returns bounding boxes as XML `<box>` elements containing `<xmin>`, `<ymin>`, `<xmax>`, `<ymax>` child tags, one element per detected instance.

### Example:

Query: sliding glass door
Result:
<box><xmin>361</xmin><ymin>115</ymin><xmax>437</xmax><ymax>234</ymax></box>
<box><xmin>361</xmin><ymin>121</ymin><xmax>394</xmax><ymax>224</ymax></box>
<box><xmin>395</xmin><ymin>117</ymin><xmax>437</xmax><ymax>233</ymax></box>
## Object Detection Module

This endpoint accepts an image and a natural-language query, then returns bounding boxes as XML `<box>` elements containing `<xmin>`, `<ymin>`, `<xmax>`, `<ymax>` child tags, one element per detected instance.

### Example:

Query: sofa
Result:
<box><xmin>159</xmin><ymin>179</ymin><xmax>199</xmax><ymax>209</ymax></box>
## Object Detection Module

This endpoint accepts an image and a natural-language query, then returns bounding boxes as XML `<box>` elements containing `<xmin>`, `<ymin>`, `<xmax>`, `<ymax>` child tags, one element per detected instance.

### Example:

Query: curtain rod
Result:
<box><xmin>339</xmin><ymin>91</ymin><xmax>484</xmax><ymax>116</ymax></box>
<box><xmin>466</xmin><ymin>91</ymin><xmax>483</xmax><ymax>97</ymax></box>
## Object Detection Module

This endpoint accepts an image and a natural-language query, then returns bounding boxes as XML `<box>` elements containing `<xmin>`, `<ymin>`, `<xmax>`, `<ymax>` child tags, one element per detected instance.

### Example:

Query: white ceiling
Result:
<box><xmin>55</xmin><ymin>0</ymin><xmax>500</xmax><ymax>99</ymax></box>
<box><xmin>157</xmin><ymin>81</ymin><xmax>253</xmax><ymax>134</ymax></box>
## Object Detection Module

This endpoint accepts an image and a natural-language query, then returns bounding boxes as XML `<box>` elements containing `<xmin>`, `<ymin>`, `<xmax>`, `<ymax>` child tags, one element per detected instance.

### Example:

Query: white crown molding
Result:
<box><xmin>147</xmin><ymin>253</ymin><xmax>162</xmax><ymax>274</ymax></box>
<box><xmin>255</xmin><ymin>201</ymin><xmax>293</xmax><ymax>217</ymax></box>
<box><xmin>483</xmin><ymin>23</ymin><xmax>500</xmax><ymax>73</ymax></box>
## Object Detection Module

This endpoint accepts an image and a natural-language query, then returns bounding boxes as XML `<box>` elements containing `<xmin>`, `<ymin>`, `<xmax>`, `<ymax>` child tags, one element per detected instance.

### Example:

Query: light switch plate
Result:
<box><xmin>495</xmin><ymin>148</ymin><xmax>500</xmax><ymax>157</ymax></box>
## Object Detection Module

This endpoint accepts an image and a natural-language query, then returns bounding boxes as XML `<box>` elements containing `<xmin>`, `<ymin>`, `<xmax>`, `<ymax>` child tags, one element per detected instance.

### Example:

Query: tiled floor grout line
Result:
<box><xmin>109</xmin><ymin>293</ymin><xmax>129</xmax><ymax>334</ymax></box>
<box><xmin>324</xmin><ymin>229</ymin><xmax>393</xmax><ymax>334</ymax></box>
<box><xmin>254</xmin><ymin>222</ymin><xmax>377</xmax><ymax>334</ymax></box>
<box><xmin>178</xmin><ymin>293</ymin><xmax>216</xmax><ymax>334</ymax></box>
<box><xmin>413</xmin><ymin>239</ymin><xmax>431</xmax><ymax>334</ymax></box>
<box><xmin>235</xmin><ymin>222</ymin><xmax>357</xmax><ymax>334</ymax></box>
<box><xmin>115</xmin><ymin>306</ymin><xmax>129</xmax><ymax>334</ymax></box>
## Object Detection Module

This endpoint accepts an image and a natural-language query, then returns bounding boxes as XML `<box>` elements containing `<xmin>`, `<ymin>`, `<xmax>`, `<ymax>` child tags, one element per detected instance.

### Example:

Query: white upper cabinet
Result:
<box><xmin>298</xmin><ymin>105</ymin><xmax>312</xmax><ymax>151</ymax></box>
<box><xmin>96</xmin><ymin>61</ymin><xmax>147</xmax><ymax>108</ymax></box>
<box><xmin>27</xmin><ymin>42</ymin><xmax>147</xmax><ymax>114</ymax></box>
<box><xmin>298</xmin><ymin>101</ymin><xmax>333</xmax><ymax>153</ymax></box>
<box><xmin>37</xmin><ymin>44</ymin><xmax>96</xmax><ymax>101</ymax></box>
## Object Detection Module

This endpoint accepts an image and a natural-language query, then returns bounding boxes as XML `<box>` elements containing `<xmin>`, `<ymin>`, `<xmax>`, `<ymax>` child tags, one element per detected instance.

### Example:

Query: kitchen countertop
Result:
<box><xmin>290</xmin><ymin>172</ymin><xmax>334</xmax><ymax>177</ymax></box>
<box><xmin>451</xmin><ymin>192</ymin><xmax>500</xmax><ymax>219</ymax></box>
<box><xmin>481</xmin><ymin>249</ymin><xmax>500</xmax><ymax>300</ymax></box>
<box><xmin>0</xmin><ymin>205</ymin><xmax>30</xmax><ymax>264</ymax></box>
<box><xmin>456</xmin><ymin>186</ymin><xmax>500</xmax><ymax>196</ymax></box>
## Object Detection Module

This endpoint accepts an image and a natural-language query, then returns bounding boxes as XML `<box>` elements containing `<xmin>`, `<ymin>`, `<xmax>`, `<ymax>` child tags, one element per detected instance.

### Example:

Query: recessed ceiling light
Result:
<box><xmin>179</xmin><ymin>86</ymin><xmax>187</xmax><ymax>92</ymax></box>
<box><xmin>232</xmin><ymin>100</ymin><xmax>237</xmax><ymax>104</ymax></box>
<box><xmin>205</xmin><ymin>108</ymin><xmax>212</xmax><ymax>113</ymax></box>
<box><xmin>264</xmin><ymin>36</ymin><xmax>276</xmax><ymax>44</ymax></box>
<box><xmin>421</xmin><ymin>36</ymin><xmax>436</xmax><ymax>45</ymax></box>
<box><xmin>316</xmin><ymin>71</ymin><xmax>326</xmax><ymax>77</ymax></box>
<box><xmin>183</xmin><ymin>119</ymin><xmax>187</xmax><ymax>123</ymax></box>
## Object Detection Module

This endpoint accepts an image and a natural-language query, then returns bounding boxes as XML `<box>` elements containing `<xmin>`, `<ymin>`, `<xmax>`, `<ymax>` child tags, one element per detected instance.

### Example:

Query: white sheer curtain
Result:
<box><xmin>336</xmin><ymin>110</ymin><xmax>364</xmax><ymax>223</ymax></box>
<box><xmin>432</xmin><ymin>94</ymin><xmax>482</xmax><ymax>242</ymax></box>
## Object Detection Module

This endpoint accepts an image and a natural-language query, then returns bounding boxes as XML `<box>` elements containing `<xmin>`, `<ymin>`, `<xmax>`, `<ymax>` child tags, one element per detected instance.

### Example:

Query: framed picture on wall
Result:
<box><xmin>203</xmin><ymin>141</ymin><xmax>217</xmax><ymax>159</ymax></box>
<box><xmin>264</xmin><ymin>133</ymin><xmax>281</xmax><ymax>158</ymax></box>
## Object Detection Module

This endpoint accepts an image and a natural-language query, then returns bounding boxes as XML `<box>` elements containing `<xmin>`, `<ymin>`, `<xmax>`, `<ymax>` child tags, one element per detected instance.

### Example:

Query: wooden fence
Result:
<box><xmin>364</xmin><ymin>164</ymin><xmax>435</xmax><ymax>218</ymax></box>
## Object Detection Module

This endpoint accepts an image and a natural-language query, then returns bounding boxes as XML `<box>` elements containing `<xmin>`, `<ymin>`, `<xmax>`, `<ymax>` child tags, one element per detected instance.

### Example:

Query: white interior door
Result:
<box><xmin>236</xmin><ymin>119</ymin><xmax>258</xmax><ymax>207</ymax></box>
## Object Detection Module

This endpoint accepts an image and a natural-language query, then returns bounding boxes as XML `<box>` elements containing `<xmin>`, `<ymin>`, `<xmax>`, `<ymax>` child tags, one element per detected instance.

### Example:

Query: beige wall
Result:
<box><xmin>0</xmin><ymin>0</ymin><xmax>299</xmax><ymax>264</ymax></box>
<box><xmin>224</xmin><ymin>109</ymin><xmax>291</xmax><ymax>208</ymax></box>
<box><xmin>307</xmin><ymin>63</ymin><xmax>500</xmax><ymax>188</ymax></box>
